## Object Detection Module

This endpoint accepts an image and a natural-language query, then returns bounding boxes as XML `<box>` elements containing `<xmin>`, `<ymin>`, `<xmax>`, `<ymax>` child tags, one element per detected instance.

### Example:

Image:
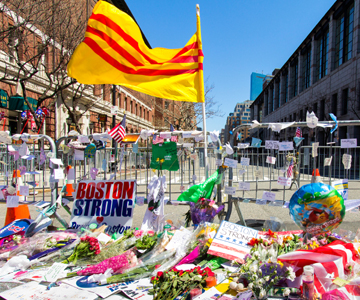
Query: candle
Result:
<box><xmin>206</xmin><ymin>276</ymin><xmax>217</xmax><ymax>288</ymax></box>
<box><xmin>190</xmin><ymin>288</ymin><xmax>202</xmax><ymax>299</ymax></box>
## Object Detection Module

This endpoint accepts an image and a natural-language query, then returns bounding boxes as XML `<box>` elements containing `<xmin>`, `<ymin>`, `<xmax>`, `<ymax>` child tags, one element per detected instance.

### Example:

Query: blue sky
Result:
<box><xmin>126</xmin><ymin>0</ymin><xmax>336</xmax><ymax>132</ymax></box>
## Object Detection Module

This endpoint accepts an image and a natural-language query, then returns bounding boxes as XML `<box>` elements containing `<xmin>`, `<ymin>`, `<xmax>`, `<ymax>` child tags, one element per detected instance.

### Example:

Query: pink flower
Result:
<box><xmin>209</xmin><ymin>200</ymin><xmax>215</xmax><ymax>207</ymax></box>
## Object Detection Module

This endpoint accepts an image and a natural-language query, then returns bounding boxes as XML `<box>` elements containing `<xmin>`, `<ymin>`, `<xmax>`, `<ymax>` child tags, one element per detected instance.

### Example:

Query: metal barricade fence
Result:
<box><xmin>298</xmin><ymin>145</ymin><xmax>360</xmax><ymax>185</ymax></box>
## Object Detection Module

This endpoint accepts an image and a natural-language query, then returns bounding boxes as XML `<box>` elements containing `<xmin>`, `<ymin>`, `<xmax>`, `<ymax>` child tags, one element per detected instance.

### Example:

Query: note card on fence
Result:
<box><xmin>7</xmin><ymin>196</ymin><xmax>19</xmax><ymax>208</ymax></box>
<box><xmin>238</xmin><ymin>143</ymin><xmax>250</xmax><ymax>149</ymax></box>
<box><xmin>266</xmin><ymin>156</ymin><xmax>276</xmax><ymax>164</ymax></box>
<box><xmin>277</xmin><ymin>176</ymin><xmax>291</xmax><ymax>187</ymax></box>
<box><xmin>216</xmin><ymin>159</ymin><xmax>222</xmax><ymax>166</ymax></box>
<box><xmin>19</xmin><ymin>186</ymin><xmax>29</xmax><ymax>196</ymax></box>
<box><xmin>240</xmin><ymin>157</ymin><xmax>250</xmax><ymax>166</ymax></box>
<box><xmin>324</xmin><ymin>156</ymin><xmax>332</xmax><ymax>166</ymax></box>
<box><xmin>254</xmin><ymin>169</ymin><xmax>262</xmax><ymax>178</ymax></box>
<box><xmin>238</xmin><ymin>182</ymin><xmax>250</xmax><ymax>191</ymax></box>
<box><xmin>265</xmin><ymin>140</ymin><xmax>279</xmax><ymax>150</ymax></box>
<box><xmin>74</xmin><ymin>150</ymin><xmax>84</xmax><ymax>161</ymax></box>
<box><xmin>262</xmin><ymin>191</ymin><xmax>276</xmax><ymax>201</ymax></box>
<box><xmin>341</xmin><ymin>139</ymin><xmax>357</xmax><ymax>148</ymax></box>
<box><xmin>312</xmin><ymin>142</ymin><xmax>319</xmax><ymax>157</ymax></box>
<box><xmin>342</xmin><ymin>154</ymin><xmax>352</xmax><ymax>169</ymax></box>
<box><xmin>225</xmin><ymin>186</ymin><xmax>236</xmax><ymax>195</ymax></box>
<box><xmin>279</xmin><ymin>142</ymin><xmax>294</xmax><ymax>151</ymax></box>
<box><xmin>224</xmin><ymin>158</ymin><xmax>237</xmax><ymax>168</ymax></box>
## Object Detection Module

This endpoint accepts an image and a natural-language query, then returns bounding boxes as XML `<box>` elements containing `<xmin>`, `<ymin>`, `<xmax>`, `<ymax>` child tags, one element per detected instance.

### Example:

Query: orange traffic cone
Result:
<box><xmin>64</xmin><ymin>166</ymin><xmax>75</xmax><ymax>197</ymax></box>
<box><xmin>311</xmin><ymin>168</ymin><xmax>322</xmax><ymax>183</ymax></box>
<box><xmin>4</xmin><ymin>170</ymin><xmax>31</xmax><ymax>226</ymax></box>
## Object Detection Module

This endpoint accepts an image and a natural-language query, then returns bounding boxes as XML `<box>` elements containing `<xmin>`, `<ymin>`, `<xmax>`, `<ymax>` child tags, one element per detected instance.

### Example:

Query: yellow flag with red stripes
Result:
<box><xmin>67</xmin><ymin>0</ymin><xmax>204</xmax><ymax>103</ymax></box>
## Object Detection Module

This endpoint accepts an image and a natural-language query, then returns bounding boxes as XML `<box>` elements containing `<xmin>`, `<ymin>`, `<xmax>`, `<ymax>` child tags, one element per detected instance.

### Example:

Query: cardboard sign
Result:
<box><xmin>224</xmin><ymin>158</ymin><xmax>237</xmax><ymax>168</ymax></box>
<box><xmin>332</xmin><ymin>179</ymin><xmax>348</xmax><ymax>201</ymax></box>
<box><xmin>266</xmin><ymin>156</ymin><xmax>276</xmax><ymax>164</ymax></box>
<box><xmin>70</xmin><ymin>180</ymin><xmax>135</xmax><ymax>235</ymax></box>
<box><xmin>207</xmin><ymin>220</ymin><xmax>259</xmax><ymax>262</ymax></box>
<box><xmin>238</xmin><ymin>143</ymin><xmax>250</xmax><ymax>149</ymax></box>
<box><xmin>279</xmin><ymin>142</ymin><xmax>294</xmax><ymax>151</ymax></box>
<box><xmin>238</xmin><ymin>182</ymin><xmax>250</xmax><ymax>191</ymax></box>
<box><xmin>262</xmin><ymin>191</ymin><xmax>276</xmax><ymax>201</ymax></box>
<box><xmin>254</xmin><ymin>169</ymin><xmax>262</xmax><ymax>178</ymax></box>
<box><xmin>277</xmin><ymin>176</ymin><xmax>291</xmax><ymax>187</ymax></box>
<box><xmin>0</xmin><ymin>219</ymin><xmax>31</xmax><ymax>239</ymax></box>
<box><xmin>265</xmin><ymin>140</ymin><xmax>279</xmax><ymax>150</ymax></box>
<box><xmin>341</xmin><ymin>139</ymin><xmax>357</xmax><ymax>148</ymax></box>
<box><xmin>240</xmin><ymin>157</ymin><xmax>250</xmax><ymax>166</ymax></box>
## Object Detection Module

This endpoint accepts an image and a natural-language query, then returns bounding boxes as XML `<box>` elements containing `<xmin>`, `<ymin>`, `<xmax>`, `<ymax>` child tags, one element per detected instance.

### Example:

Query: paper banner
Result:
<box><xmin>306</xmin><ymin>111</ymin><xmax>318</xmax><ymax>128</ymax></box>
<box><xmin>268</xmin><ymin>122</ymin><xmax>295</xmax><ymax>133</ymax></box>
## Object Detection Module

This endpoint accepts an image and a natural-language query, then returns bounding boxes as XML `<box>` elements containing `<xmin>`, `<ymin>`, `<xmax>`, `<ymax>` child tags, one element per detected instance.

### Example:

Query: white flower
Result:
<box><xmin>248</xmin><ymin>283</ymin><xmax>253</xmax><ymax>289</ymax></box>
<box><xmin>283</xmin><ymin>288</ymin><xmax>291</xmax><ymax>296</ymax></box>
<box><xmin>268</xmin><ymin>247</ymin><xmax>276</xmax><ymax>257</ymax></box>
<box><xmin>249</xmin><ymin>263</ymin><xmax>258</xmax><ymax>273</ymax></box>
<box><xmin>259</xmin><ymin>288</ymin><xmax>267</xmax><ymax>299</ymax></box>
<box><xmin>264</xmin><ymin>276</ymin><xmax>270</xmax><ymax>281</ymax></box>
<box><xmin>229</xmin><ymin>282</ymin><xmax>237</xmax><ymax>290</ymax></box>
<box><xmin>287</xmin><ymin>266</ymin><xmax>296</xmax><ymax>281</ymax></box>
<box><xmin>236</xmin><ymin>283</ymin><xmax>244</xmax><ymax>291</ymax></box>
<box><xmin>257</xmin><ymin>278</ymin><xmax>264</xmax><ymax>285</ymax></box>
<box><xmin>253</xmin><ymin>251</ymin><xmax>260</xmax><ymax>258</ymax></box>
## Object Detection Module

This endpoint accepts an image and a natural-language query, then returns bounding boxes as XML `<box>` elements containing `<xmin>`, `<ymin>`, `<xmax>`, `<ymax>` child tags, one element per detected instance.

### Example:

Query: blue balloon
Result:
<box><xmin>289</xmin><ymin>183</ymin><xmax>345</xmax><ymax>235</ymax></box>
<box><xmin>229</xmin><ymin>131</ymin><xmax>233</xmax><ymax>135</ymax></box>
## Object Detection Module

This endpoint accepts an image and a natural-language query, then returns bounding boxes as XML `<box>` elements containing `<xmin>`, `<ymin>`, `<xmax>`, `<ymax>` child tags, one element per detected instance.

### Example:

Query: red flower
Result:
<box><xmin>157</xmin><ymin>271</ymin><xmax>164</xmax><ymax>278</ymax></box>
<box><xmin>267</xmin><ymin>229</ymin><xmax>276</xmax><ymax>237</ymax></box>
<box><xmin>248</xmin><ymin>238</ymin><xmax>260</xmax><ymax>246</ymax></box>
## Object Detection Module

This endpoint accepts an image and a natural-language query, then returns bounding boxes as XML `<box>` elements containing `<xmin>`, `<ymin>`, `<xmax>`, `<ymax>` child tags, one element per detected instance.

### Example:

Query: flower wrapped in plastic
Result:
<box><xmin>62</xmin><ymin>235</ymin><xmax>100</xmax><ymax>265</ymax></box>
<box><xmin>188</xmin><ymin>198</ymin><xmax>224</xmax><ymax>225</ymax></box>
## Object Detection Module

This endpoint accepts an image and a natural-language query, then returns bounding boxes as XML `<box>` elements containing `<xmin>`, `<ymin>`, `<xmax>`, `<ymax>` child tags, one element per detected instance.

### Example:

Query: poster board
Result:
<box><xmin>70</xmin><ymin>180</ymin><xmax>135</xmax><ymax>235</ymax></box>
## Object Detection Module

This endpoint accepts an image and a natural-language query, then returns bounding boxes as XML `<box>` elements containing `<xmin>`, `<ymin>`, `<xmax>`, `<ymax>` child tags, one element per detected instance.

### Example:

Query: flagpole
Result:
<box><xmin>196</xmin><ymin>4</ymin><xmax>208</xmax><ymax>179</ymax></box>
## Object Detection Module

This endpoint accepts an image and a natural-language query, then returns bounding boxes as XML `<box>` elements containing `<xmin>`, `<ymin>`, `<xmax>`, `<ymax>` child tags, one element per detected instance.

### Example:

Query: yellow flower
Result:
<box><xmin>160</xmin><ymin>159</ymin><xmax>165</xmax><ymax>163</ymax></box>
<box><xmin>277</xmin><ymin>260</ymin><xmax>284</xmax><ymax>268</ymax></box>
<box><xmin>206</xmin><ymin>238</ymin><xmax>213</xmax><ymax>247</ymax></box>
<box><xmin>156</xmin><ymin>158</ymin><xmax>160</xmax><ymax>162</ymax></box>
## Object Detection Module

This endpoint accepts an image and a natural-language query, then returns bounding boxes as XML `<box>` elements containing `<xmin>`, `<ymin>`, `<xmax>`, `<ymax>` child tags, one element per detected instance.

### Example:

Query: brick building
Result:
<box><xmin>0</xmin><ymin>0</ymin><xmax>187</xmax><ymax>140</ymax></box>
<box><xmin>250</xmin><ymin>0</ymin><xmax>360</xmax><ymax>145</ymax></box>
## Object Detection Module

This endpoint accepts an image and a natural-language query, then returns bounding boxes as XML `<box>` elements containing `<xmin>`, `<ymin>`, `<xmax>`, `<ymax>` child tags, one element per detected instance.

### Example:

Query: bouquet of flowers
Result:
<box><xmin>150</xmin><ymin>266</ymin><xmax>215</xmax><ymax>300</ymax></box>
<box><xmin>62</xmin><ymin>235</ymin><xmax>100</xmax><ymax>265</ymax></box>
<box><xmin>186</xmin><ymin>198</ymin><xmax>224</xmax><ymax>225</ymax></box>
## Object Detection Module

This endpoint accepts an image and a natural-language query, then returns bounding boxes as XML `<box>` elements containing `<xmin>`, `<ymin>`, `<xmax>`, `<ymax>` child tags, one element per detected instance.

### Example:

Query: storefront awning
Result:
<box><xmin>0</xmin><ymin>89</ymin><xmax>7</xmax><ymax>108</ymax></box>
<box><xmin>9</xmin><ymin>96</ymin><xmax>37</xmax><ymax>111</ymax></box>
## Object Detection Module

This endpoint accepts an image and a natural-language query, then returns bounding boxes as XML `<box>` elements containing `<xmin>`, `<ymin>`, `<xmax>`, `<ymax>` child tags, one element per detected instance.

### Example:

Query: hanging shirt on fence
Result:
<box><xmin>150</xmin><ymin>141</ymin><xmax>179</xmax><ymax>171</ymax></box>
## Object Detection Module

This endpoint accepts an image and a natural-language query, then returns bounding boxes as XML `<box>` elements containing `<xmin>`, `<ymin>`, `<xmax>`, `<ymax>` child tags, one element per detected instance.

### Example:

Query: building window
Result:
<box><xmin>299</xmin><ymin>110</ymin><xmax>303</xmax><ymax>121</ymax></box>
<box><xmin>331</xmin><ymin>93</ymin><xmax>337</xmax><ymax>114</ymax></box>
<box><xmin>315</xmin><ymin>28</ymin><xmax>329</xmax><ymax>80</ymax></box>
<box><xmin>272</xmin><ymin>88</ymin><xmax>275</xmax><ymax>112</ymax></box>
<box><xmin>335</xmin><ymin>3</ymin><xmax>354</xmax><ymax>68</ymax></box>
<box><xmin>130</xmin><ymin>101</ymin><xmax>133</xmax><ymax>113</ymax></box>
<box><xmin>284</xmin><ymin>72</ymin><xmax>288</xmax><ymax>103</ymax></box>
<box><xmin>313</xmin><ymin>102</ymin><xmax>318</xmax><ymax>115</ymax></box>
<box><xmin>341</xmin><ymin>88</ymin><xmax>348</xmax><ymax>115</ymax></box>
<box><xmin>320</xmin><ymin>99</ymin><xmax>325</xmax><ymax>121</ymax></box>
<box><xmin>165</xmin><ymin>101</ymin><xmax>169</xmax><ymax>109</ymax></box>
<box><xmin>293</xmin><ymin>113</ymin><xmax>296</xmax><ymax>121</ymax></box>
<box><xmin>302</xmin><ymin>46</ymin><xmax>311</xmax><ymax>91</ymax></box>
<box><xmin>124</xmin><ymin>97</ymin><xmax>127</xmax><ymax>111</ymax></box>
<box><xmin>335</xmin><ymin>2</ymin><xmax>354</xmax><ymax>68</ymax></box>
<box><xmin>291</xmin><ymin>58</ymin><xmax>298</xmax><ymax>98</ymax></box>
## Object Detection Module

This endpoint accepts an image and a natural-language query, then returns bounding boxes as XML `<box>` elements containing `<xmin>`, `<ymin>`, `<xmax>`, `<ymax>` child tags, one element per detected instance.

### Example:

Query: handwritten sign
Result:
<box><xmin>265</xmin><ymin>140</ymin><xmax>279</xmax><ymax>150</ymax></box>
<box><xmin>7</xmin><ymin>196</ymin><xmax>19</xmax><ymax>208</ymax></box>
<box><xmin>254</xmin><ymin>169</ymin><xmax>262</xmax><ymax>178</ymax></box>
<box><xmin>136</xmin><ymin>196</ymin><xmax>144</xmax><ymax>206</ymax></box>
<box><xmin>238</xmin><ymin>169</ymin><xmax>246</xmax><ymax>176</ymax></box>
<box><xmin>279</xmin><ymin>142</ymin><xmax>294</xmax><ymax>151</ymax></box>
<box><xmin>160</xmin><ymin>132</ymin><xmax>171</xmax><ymax>139</ymax></box>
<box><xmin>238</xmin><ymin>143</ymin><xmax>250</xmax><ymax>149</ymax></box>
<box><xmin>224</xmin><ymin>158</ymin><xmax>237</xmax><ymax>168</ymax></box>
<box><xmin>324</xmin><ymin>156</ymin><xmax>332</xmax><ymax>166</ymax></box>
<box><xmin>43</xmin><ymin>262</ymin><xmax>68</xmax><ymax>282</ymax></box>
<box><xmin>342</xmin><ymin>154</ymin><xmax>352</xmax><ymax>170</ymax></box>
<box><xmin>207</xmin><ymin>220</ymin><xmax>259</xmax><ymax>262</ymax></box>
<box><xmin>238</xmin><ymin>182</ymin><xmax>250</xmax><ymax>191</ymax></box>
<box><xmin>262</xmin><ymin>191</ymin><xmax>276</xmax><ymax>201</ymax></box>
<box><xmin>182</xmin><ymin>132</ymin><xmax>192</xmax><ymax>138</ymax></box>
<box><xmin>277</xmin><ymin>176</ymin><xmax>291</xmax><ymax>187</ymax></box>
<box><xmin>240</xmin><ymin>157</ymin><xmax>250</xmax><ymax>166</ymax></box>
<box><xmin>54</xmin><ymin>168</ymin><xmax>64</xmax><ymax>180</ymax></box>
<box><xmin>312</xmin><ymin>142</ymin><xmax>319</xmax><ymax>157</ymax></box>
<box><xmin>256</xmin><ymin>199</ymin><xmax>267</xmax><ymax>205</ymax></box>
<box><xmin>192</xmin><ymin>174</ymin><xmax>197</xmax><ymax>181</ymax></box>
<box><xmin>216</xmin><ymin>159</ymin><xmax>222</xmax><ymax>166</ymax></box>
<box><xmin>266</xmin><ymin>156</ymin><xmax>276</xmax><ymax>164</ymax></box>
<box><xmin>341</xmin><ymin>139</ymin><xmax>357</xmax><ymax>148</ymax></box>
<box><xmin>225</xmin><ymin>186</ymin><xmax>236</xmax><ymax>195</ymax></box>
<box><xmin>19</xmin><ymin>186</ymin><xmax>29</xmax><ymax>196</ymax></box>
<box><xmin>166</xmin><ymin>229</ymin><xmax>192</xmax><ymax>251</ymax></box>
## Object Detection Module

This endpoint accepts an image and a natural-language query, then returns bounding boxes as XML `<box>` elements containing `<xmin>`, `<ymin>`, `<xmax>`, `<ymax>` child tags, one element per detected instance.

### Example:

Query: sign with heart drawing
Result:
<box><xmin>70</xmin><ymin>180</ymin><xmax>135</xmax><ymax>235</ymax></box>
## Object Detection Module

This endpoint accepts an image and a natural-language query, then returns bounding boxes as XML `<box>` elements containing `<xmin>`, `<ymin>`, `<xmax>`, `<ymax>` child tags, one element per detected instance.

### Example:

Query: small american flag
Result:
<box><xmin>153</xmin><ymin>134</ymin><xmax>164</xmax><ymax>144</ymax></box>
<box><xmin>170</xmin><ymin>124</ymin><xmax>178</xmax><ymax>142</ymax></box>
<box><xmin>287</xmin><ymin>158</ymin><xmax>294</xmax><ymax>178</ymax></box>
<box><xmin>295</xmin><ymin>127</ymin><xmax>302</xmax><ymax>137</ymax></box>
<box><xmin>109</xmin><ymin>115</ymin><xmax>126</xmax><ymax>143</ymax></box>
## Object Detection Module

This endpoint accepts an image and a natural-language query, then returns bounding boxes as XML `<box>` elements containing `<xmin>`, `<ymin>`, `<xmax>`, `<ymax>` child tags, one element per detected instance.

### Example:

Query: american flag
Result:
<box><xmin>153</xmin><ymin>134</ymin><xmax>164</xmax><ymax>144</ymax></box>
<box><xmin>295</xmin><ymin>127</ymin><xmax>302</xmax><ymax>137</ymax></box>
<box><xmin>287</xmin><ymin>158</ymin><xmax>294</xmax><ymax>178</ymax></box>
<box><xmin>109</xmin><ymin>115</ymin><xmax>126</xmax><ymax>143</ymax></box>
<box><xmin>170</xmin><ymin>124</ymin><xmax>178</xmax><ymax>142</ymax></box>
<box><xmin>278</xmin><ymin>240</ymin><xmax>359</xmax><ymax>297</ymax></box>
